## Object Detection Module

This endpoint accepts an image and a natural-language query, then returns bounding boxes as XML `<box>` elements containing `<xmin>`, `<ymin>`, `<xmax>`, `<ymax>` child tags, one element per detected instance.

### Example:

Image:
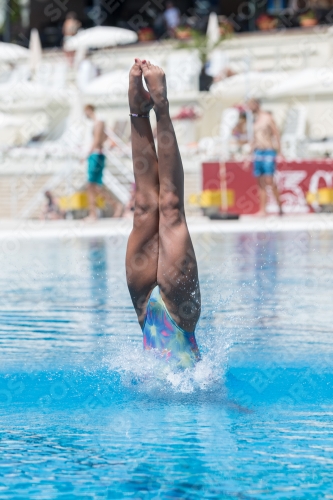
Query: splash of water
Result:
<box><xmin>105</xmin><ymin>320</ymin><xmax>230</xmax><ymax>395</ymax></box>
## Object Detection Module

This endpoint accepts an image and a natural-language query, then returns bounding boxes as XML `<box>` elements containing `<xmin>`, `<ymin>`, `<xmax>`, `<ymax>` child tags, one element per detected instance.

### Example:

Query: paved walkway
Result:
<box><xmin>0</xmin><ymin>214</ymin><xmax>333</xmax><ymax>239</ymax></box>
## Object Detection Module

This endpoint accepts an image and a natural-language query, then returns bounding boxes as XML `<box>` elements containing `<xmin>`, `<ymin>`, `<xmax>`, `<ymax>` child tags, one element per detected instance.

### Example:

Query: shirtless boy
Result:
<box><xmin>247</xmin><ymin>99</ymin><xmax>283</xmax><ymax>216</ymax></box>
<box><xmin>84</xmin><ymin>104</ymin><xmax>121</xmax><ymax>220</ymax></box>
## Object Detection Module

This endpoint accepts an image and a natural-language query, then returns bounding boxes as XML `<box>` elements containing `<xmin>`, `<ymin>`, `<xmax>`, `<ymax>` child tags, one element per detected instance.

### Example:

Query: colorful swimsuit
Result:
<box><xmin>142</xmin><ymin>286</ymin><xmax>200</xmax><ymax>370</ymax></box>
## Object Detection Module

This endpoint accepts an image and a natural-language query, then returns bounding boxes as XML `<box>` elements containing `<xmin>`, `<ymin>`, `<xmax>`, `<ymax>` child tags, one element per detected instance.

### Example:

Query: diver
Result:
<box><xmin>126</xmin><ymin>59</ymin><xmax>201</xmax><ymax>370</ymax></box>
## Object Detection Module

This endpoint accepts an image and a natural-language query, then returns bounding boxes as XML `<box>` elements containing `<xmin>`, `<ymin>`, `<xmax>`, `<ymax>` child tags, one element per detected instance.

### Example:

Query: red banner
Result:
<box><xmin>202</xmin><ymin>160</ymin><xmax>333</xmax><ymax>214</ymax></box>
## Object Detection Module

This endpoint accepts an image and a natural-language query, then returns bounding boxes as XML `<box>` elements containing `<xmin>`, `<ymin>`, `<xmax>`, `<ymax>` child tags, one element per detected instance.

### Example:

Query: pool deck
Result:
<box><xmin>0</xmin><ymin>214</ymin><xmax>333</xmax><ymax>239</ymax></box>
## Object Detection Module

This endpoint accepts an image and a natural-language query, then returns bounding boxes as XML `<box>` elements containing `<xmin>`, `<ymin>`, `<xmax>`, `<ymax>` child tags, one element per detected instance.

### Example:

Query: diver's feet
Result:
<box><xmin>140</xmin><ymin>60</ymin><xmax>168</xmax><ymax>115</ymax></box>
<box><xmin>128</xmin><ymin>58</ymin><xmax>154</xmax><ymax>115</ymax></box>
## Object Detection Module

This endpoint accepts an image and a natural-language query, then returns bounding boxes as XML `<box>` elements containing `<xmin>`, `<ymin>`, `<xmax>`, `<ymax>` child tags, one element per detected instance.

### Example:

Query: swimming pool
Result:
<box><xmin>1</xmin><ymin>230</ymin><xmax>333</xmax><ymax>499</ymax></box>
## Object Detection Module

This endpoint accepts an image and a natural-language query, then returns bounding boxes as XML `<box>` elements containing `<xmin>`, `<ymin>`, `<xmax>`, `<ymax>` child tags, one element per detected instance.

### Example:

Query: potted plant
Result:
<box><xmin>138</xmin><ymin>27</ymin><xmax>155</xmax><ymax>42</ymax></box>
<box><xmin>299</xmin><ymin>10</ymin><xmax>318</xmax><ymax>27</ymax></box>
<box><xmin>176</xmin><ymin>29</ymin><xmax>230</xmax><ymax>91</ymax></box>
<box><xmin>175</xmin><ymin>26</ymin><xmax>193</xmax><ymax>40</ymax></box>
<box><xmin>177</xmin><ymin>30</ymin><xmax>229</xmax><ymax>68</ymax></box>
<box><xmin>173</xmin><ymin>106</ymin><xmax>199</xmax><ymax>120</ymax></box>
<box><xmin>219</xmin><ymin>18</ymin><xmax>234</xmax><ymax>36</ymax></box>
<box><xmin>172</xmin><ymin>106</ymin><xmax>200</xmax><ymax>144</ymax></box>
<box><xmin>256</xmin><ymin>14</ymin><xmax>278</xmax><ymax>31</ymax></box>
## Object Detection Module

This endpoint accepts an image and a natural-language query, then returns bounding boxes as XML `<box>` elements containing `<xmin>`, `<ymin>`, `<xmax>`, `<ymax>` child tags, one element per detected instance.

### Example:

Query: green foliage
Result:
<box><xmin>177</xmin><ymin>29</ymin><xmax>231</xmax><ymax>65</ymax></box>
<box><xmin>11</xmin><ymin>0</ymin><xmax>21</xmax><ymax>24</ymax></box>
<box><xmin>0</xmin><ymin>0</ymin><xmax>22</xmax><ymax>32</ymax></box>
<box><xmin>299</xmin><ymin>10</ymin><xmax>316</xmax><ymax>20</ymax></box>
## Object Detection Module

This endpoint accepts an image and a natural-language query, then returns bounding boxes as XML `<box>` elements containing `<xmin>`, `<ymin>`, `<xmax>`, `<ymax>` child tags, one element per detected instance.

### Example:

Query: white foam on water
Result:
<box><xmin>104</xmin><ymin>276</ymin><xmax>233</xmax><ymax>396</ymax></box>
<box><xmin>104</xmin><ymin>319</ymin><xmax>230</xmax><ymax>395</ymax></box>
<box><xmin>106</xmin><ymin>347</ymin><xmax>221</xmax><ymax>394</ymax></box>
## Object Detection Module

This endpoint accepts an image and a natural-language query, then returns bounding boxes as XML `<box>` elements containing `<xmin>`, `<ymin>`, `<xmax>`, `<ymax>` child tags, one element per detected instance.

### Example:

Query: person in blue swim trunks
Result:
<box><xmin>84</xmin><ymin>104</ymin><xmax>122</xmax><ymax>220</ymax></box>
<box><xmin>247</xmin><ymin>99</ymin><xmax>283</xmax><ymax>216</ymax></box>
<box><xmin>126</xmin><ymin>59</ymin><xmax>201</xmax><ymax>370</ymax></box>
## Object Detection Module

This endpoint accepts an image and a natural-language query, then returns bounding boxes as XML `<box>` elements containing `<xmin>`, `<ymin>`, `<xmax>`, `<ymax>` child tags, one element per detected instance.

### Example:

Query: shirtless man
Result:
<box><xmin>84</xmin><ymin>104</ymin><xmax>122</xmax><ymax>220</ymax></box>
<box><xmin>247</xmin><ymin>99</ymin><xmax>283</xmax><ymax>216</ymax></box>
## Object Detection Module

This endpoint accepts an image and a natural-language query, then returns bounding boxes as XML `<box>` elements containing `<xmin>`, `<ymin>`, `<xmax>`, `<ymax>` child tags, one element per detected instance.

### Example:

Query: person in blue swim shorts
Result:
<box><xmin>84</xmin><ymin>104</ymin><xmax>122</xmax><ymax>220</ymax></box>
<box><xmin>247</xmin><ymin>99</ymin><xmax>283</xmax><ymax>216</ymax></box>
<box><xmin>126</xmin><ymin>59</ymin><xmax>201</xmax><ymax>370</ymax></box>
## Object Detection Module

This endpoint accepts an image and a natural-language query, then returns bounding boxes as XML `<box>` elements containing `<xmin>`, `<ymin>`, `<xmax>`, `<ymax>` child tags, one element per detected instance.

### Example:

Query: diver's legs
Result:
<box><xmin>125</xmin><ymin>60</ymin><xmax>159</xmax><ymax>326</ymax></box>
<box><xmin>141</xmin><ymin>61</ymin><xmax>201</xmax><ymax>333</ymax></box>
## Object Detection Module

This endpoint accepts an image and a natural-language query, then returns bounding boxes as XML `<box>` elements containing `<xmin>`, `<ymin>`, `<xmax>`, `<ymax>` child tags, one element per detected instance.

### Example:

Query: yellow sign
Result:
<box><xmin>306</xmin><ymin>188</ymin><xmax>333</xmax><ymax>205</ymax></box>
<box><xmin>189</xmin><ymin>189</ymin><xmax>235</xmax><ymax>208</ymax></box>
<box><xmin>59</xmin><ymin>192</ymin><xmax>105</xmax><ymax>211</ymax></box>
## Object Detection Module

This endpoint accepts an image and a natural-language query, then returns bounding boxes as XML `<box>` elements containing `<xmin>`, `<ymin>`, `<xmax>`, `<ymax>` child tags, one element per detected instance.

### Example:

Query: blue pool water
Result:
<box><xmin>1</xmin><ymin>230</ymin><xmax>333</xmax><ymax>499</ymax></box>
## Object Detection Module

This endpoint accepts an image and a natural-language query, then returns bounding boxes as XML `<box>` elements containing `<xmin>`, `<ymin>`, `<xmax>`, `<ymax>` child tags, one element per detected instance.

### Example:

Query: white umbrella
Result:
<box><xmin>0</xmin><ymin>42</ymin><xmax>29</xmax><ymax>62</ymax></box>
<box><xmin>0</xmin><ymin>81</ymin><xmax>53</xmax><ymax>100</ymax></box>
<box><xmin>0</xmin><ymin>82</ymin><xmax>68</xmax><ymax>112</ymax></box>
<box><xmin>0</xmin><ymin>112</ymin><xmax>28</xmax><ymax>126</ymax></box>
<box><xmin>210</xmin><ymin>71</ymin><xmax>289</xmax><ymax>100</ymax></box>
<box><xmin>206</xmin><ymin>12</ymin><xmax>220</xmax><ymax>49</ymax></box>
<box><xmin>74</xmin><ymin>45</ymin><xmax>87</xmax><ymax>70</ymax></box>
<box><xmin>267</xmin><ymin>68</ymin><xmax>333</xmax><ymax>98</ymax></box>
<box><xmin>0</xmin><ymin>111</ymin><xmax>49</xmax><ymax>146</ymax></box>
<box><xmin>83</xmin><ymin>70</ymin><xmax>129</xmax><ymax>96</ymax></box>
<box><xmin>64</xmin><ymin>26</ymin><xmax>138</xmax><ymax>51</ymax></box>
<box><xmin>29</xmin><ymin>28</ymin><xmax>42</xmax><ymax>72</ymax></box>
<box><xmin>206</xmin><ymin>50</ymin><xmax>229</xmax><ymax>78</ymax></box>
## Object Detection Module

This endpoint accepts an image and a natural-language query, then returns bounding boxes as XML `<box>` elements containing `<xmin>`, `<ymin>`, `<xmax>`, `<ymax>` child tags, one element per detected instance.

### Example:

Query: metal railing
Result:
<box><xmin>19</xmin><ymin>160</ymin><xmax>81</xmax><ymax>219</ymax></box>
<box><xmin>18</xmin><ymin>156</ymin><xmax>132</xmax><ymax>219</ymax></box>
